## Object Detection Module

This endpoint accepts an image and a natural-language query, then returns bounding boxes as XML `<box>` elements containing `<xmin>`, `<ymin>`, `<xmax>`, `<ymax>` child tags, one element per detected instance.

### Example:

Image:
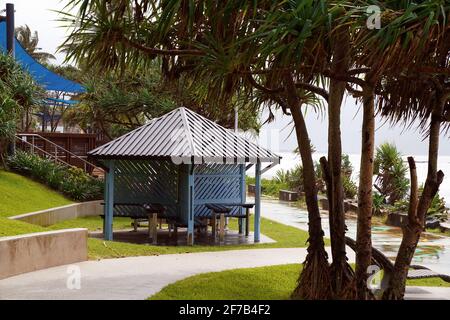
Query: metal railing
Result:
<box><xmin>15</xmin><ymin>133</ymin><xmax>104</xmax><ymax>176</ymax></box>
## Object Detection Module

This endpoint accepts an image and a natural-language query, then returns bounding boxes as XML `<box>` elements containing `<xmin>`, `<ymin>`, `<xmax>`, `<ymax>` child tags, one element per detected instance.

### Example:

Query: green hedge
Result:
<box><xmin>7</xmin><ymin>150</ymin><xmax>103</xmax><ymax>201</ymax></box>
<box><xmin>246</xmin><ymin>176</ymin><xmax>289</xmax><ymax>197</ymax></box>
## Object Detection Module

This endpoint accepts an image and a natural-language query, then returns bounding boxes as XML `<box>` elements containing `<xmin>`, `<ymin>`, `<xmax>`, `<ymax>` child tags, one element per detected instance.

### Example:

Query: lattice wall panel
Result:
<box><xmin>194</xmin><ymin>164</ymin><xmax>243</xmax><ymax>217</ymax></box>
<box><xmin>113</xmin><ymin>160</ymin><xmax>179</xmax><ymax>217</ymax></box>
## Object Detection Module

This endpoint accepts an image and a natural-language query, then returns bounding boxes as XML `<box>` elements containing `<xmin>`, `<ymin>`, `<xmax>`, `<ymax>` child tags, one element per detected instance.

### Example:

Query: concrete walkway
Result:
<box><xmin>0</xmin><ymin>248</ymin><xmax>311</xmax><ymax>300</ymax></box>
<box><xmin>0</xmin><ymin>246</ymin><xmax>448</xmax><ymax>300</ymax></box>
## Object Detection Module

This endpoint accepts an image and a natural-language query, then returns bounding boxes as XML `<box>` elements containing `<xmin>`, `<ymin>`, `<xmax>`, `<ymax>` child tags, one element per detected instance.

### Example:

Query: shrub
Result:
<box><xmin>374</xmin><ymin>142</ymin><xmax>410</xmax><ymax>204</ymax></box>
<box><xmin>342</xmin><ymin>175</ymin><xmax>357</xmax><ymax>199</ymax></box>
<box><xmin>8</xmin><ymin>150</ymin><xmax>103</xmax><ymax>201</ymax></box>
<box><xmin>372</xmin><ymin>192</ymin><xmax>386</xmax><ymax>216</ymax></box>
<box><xmin>392</xmin><ymin>188</ymin><xmax>449</xmax><ymax>222</ymax></box>
<box><xmin>0</xmin><ymin>54</ymin><xmax>44</xmax><ymax>160</ymax></box>
<box><xmin>427</xmin><ymin>193</ymin><xmax>449</xmax><ymax>222</ymax></box>
<box><xmin>246</xmin><ymin>176</ymin><xmax>289</xmax><ymax>198</ymax></box>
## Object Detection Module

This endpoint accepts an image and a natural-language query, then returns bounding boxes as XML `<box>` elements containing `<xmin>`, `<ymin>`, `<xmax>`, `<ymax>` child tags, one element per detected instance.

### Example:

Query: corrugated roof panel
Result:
<box><xmin>88</xmin><ymin>107</ymin><xmax>281</xmax><ymax>163</ymax></box>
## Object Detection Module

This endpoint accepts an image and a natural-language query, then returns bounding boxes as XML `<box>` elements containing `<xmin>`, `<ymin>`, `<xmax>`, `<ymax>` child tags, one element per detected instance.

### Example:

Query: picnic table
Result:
<box><xmin>100</xmin><ymin>202</ymin><xmax>166</xmax><ymax>244</ymax></box>
<box><xmin>143</xmin><ymin>203</ymin><xmax>166</xmax><ymax>244</ymax></box>
<box><xmin>205</xmin><ymin>203</ymin><xmax>255</xmax><ymax>241</ymax></box>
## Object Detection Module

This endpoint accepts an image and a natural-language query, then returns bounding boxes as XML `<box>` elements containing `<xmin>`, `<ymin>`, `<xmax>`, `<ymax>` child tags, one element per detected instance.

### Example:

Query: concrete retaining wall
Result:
<box><xmin>386</xmin><ymin>212</ymin><xmax>408</xmax><ymax>227</ymax></box>
<box><xmin>9</xmin><ymin>200</ymin><xmax>103</xmax><ymax>226</ymax></box>
<box><xmin>279</xmin><ymin>190</ymin><xmax>299</xmax><ymax>202</ymax></box>
<box><xmin>0</xmin><ymin>229</ymin><xmax>88</xmax><ymax>280</ymax></box>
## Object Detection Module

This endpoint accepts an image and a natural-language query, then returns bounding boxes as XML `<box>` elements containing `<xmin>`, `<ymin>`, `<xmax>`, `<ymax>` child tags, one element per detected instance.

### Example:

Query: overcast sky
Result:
<box><xmin>3</xmin><ymin>0</ymin><xmax>449</xmax><ymax>156</ymax></box>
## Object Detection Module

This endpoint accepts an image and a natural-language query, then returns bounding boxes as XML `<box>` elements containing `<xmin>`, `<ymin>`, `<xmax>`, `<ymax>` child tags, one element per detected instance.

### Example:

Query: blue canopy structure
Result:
<box><xmin>0</xmin><ymin>21</ymin><xmax>85</xmax><ymax>94</ymax></box>
<box><xmin>45</xmin><ymin>97</ymin><xmax>79</xmax><ymax>106</ymax></box>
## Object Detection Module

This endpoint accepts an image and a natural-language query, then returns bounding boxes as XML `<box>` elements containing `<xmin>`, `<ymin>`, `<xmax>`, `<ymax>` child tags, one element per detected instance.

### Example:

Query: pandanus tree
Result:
<box><xmin>347</xmin><ymin>0</ymin><xmax>450</xmax><ymax>299</ymax></box>
<box><xmin>376</xmin><ymin>48</ymin><xmax>450</xmax><ymax>299</ymax></box>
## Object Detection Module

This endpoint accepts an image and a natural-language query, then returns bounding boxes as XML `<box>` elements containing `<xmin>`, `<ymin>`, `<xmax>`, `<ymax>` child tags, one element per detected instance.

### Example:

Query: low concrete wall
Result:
<box><xmin>386</xmin><ymin>212</ymin><xmax>408</xmax><ymax>227</ymax></box>
<box><xmin>9</xmin><ymin>200</ymin><xmax>103</xmax><ymax>226</ymax></box>
<box><xmin>0</xmin><ymin>228</ymin><xmax>88</xmax><ymax>280</ymax></box>
<box><xmin>279</xmin><ymin>190</ymin><xmax>299</xmax><ymax>202</ymax></box>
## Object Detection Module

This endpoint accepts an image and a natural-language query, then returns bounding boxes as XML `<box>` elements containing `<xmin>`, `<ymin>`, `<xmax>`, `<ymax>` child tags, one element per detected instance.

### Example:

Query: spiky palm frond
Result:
<box><xmin>344</xmin><ymin>1</ymin><xmax>450</xmax><ymax>133</ymax></box>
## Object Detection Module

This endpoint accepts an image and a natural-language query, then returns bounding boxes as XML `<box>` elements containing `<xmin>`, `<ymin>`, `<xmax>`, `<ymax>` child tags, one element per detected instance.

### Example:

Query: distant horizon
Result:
<box><xmin>258</xmin><ymin>107</ymin><xmax>450</xmax><ymax>157</ymax></box>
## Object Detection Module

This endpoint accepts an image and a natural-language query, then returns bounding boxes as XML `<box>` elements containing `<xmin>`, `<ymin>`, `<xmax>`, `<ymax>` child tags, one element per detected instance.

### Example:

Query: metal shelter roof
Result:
<box><xmin>89</xmin><ymin>107</ymin><xmax>281</xmax><ymax>164</ymax></box>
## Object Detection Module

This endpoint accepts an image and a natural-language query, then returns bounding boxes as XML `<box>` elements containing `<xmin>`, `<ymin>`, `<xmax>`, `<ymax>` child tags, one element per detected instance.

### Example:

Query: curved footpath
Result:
<box><xmin>0</xmin><ymin>248</ymin><xmax>310</xmax><ymax>300</ymax></box>
<box><xmin>0</xmin><ymin>247</ymin><xmax>448</xmax><ymax>300</ymax></box>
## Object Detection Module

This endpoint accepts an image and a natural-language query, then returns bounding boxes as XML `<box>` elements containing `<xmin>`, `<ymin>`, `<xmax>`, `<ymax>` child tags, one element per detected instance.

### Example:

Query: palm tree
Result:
<box><xmin>15</xmin><ymin>25</ymin><xmax>56</xmax><ymax>64</ymax></box>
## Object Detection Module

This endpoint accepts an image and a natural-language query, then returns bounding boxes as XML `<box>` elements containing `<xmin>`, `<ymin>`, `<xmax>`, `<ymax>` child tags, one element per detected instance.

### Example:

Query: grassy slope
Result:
<box><xmin>0</xmin><ymin>217</ymin><xmax>46</xmax><ymax>237</ymax></box>
<box><xmin>0</xmin><ymin>170</ymin><xmax>72</xmax><ymax>217</ymax></box>
<box><xmin>149</xmin><ymin>264</ymin><xmax>450</xmax><ymax>300</ymax></box>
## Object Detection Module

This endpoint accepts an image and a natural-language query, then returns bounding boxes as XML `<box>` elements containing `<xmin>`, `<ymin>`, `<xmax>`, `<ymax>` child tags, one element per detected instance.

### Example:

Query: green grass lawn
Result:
<box><xmin>1</xmin><ymin>212</ymin><xmax>313</xmax><ymax>260</ymax></box>
<box><xmin>426</xmin><ymin>228</ymin><xmax>450</xmax><ymax>237</ymax></box>
<box><xmin>0</xmin><ymin>168</ymin><xmax>312</xmax><ymax>259</ymax></box>
<box><xmin>0</xmin><ymin>216</ymin><xmax>46</xmax><ymax>237</ymax></box>
<box><xmin>149</xmin><ymin>264</ymin><xmax>450</xmax><ymax>300</ymax></box>
<box><xmin>0</xmin><ymin>170</ymin><xmax>72</xmax><ymax>217</ymax></box>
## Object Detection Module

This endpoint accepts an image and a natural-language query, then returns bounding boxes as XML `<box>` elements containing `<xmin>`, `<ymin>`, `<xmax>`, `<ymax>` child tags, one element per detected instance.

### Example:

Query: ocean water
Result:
<box><xmin>259</xmin><ymin>151</ymin><xmax>450</xmax><ymax>207</ymax></box>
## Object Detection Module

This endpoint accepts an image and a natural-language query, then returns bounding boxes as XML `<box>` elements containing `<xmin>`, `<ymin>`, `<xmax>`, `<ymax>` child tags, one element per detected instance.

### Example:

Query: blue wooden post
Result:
<box><xmin>104</xmin><ymin>160</ymin><xmax>115</xmax><ymax>241</ymax></box>
<box><xmin>239</xmin><ymin>164</ymin><xmax>246</xmax><ymax>234</ymax></box>
<box><xmin>254</xmin><ymin>161</ymin><xmax>261</xmax><ymax>242</ymax></box>
<box><xmin>187</xmin><ymin>164</ymin><xmax>195</xmax><ymax>245</ymax></box>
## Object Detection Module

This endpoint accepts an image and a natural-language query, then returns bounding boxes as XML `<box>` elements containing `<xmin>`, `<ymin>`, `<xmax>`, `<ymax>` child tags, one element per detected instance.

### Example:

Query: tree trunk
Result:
<box><xmin>286</xmin><ymin>77</ymin><xmax>331</xmax><ymax>300</ymax></box>
<box><xmin>327</xmin><ymin>24</ymin><xmax>354</xmax><ymax>299</ymax></box>
<box><xmin>383</xmin><ymin>93</ymin><xmax>447</xmax><ymax>300</ymax></box>
<box><xmin>355</xmin><ymin>88</ymin><xmax>376</xmax><ymax>299</ymax></box>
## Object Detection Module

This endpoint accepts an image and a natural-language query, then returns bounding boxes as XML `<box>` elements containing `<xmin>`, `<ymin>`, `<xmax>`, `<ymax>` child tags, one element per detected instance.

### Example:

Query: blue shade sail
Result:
<box><xmin>0</xmin><ymin>21</ymin><xmax>85</xmax><ymax>94</ymax></box>
<box><xmin>45</xmin><ymin>97</ymin><xmax>79</xmax><ymax>106</ymax></box>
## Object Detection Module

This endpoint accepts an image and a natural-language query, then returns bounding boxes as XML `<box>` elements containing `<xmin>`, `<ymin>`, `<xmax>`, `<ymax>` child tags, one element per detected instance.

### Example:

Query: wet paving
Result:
<box><xmin>258</xmin><ymin>197</ymin><xmax>450</xmax><ymax>274</ymax></box>
<box><xmin>90</xmin><ymin>228</ymin><xmax>275</xmax><ymax>246</ymax></box>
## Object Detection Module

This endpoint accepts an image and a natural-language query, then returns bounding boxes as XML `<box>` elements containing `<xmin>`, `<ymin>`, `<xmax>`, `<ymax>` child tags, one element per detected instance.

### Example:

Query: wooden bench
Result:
<box><xmin>205</xmin><ymin>203</ymin><xmax>254</xmax><ymax>242</ymax></box>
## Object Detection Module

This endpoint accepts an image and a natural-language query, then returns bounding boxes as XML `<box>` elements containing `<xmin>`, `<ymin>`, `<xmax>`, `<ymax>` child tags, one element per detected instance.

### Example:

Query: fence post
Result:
<box><xmin>254</xmin><ymin>161</ymin><xmax>261</xmax><ymax>243</ymax></box>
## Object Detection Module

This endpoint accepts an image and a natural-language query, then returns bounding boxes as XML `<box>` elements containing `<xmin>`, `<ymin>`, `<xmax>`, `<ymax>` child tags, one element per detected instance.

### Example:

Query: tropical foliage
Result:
<box><xmin>372</xmin><ymin>192</ymin><xmax>386</xmax><ymax>217</ymax></box>
<box><xmin>0</xmin><ymin>54</ymin><xmax>43</xmax><ymax>161</ymax></box>
<box><xmin>7</xmin><ymin>150</ymin><xmax>103</xmax><ymax>201</ymax></box>
<box><xmin>374</xmin><ymin>143</ymin><xmax>410</xmax><ymax>205</ymax></box>
<box><xmin>64</xmin><ymin>68</ymin><xmax>177</xmax><ymax>139</ymax></box>
<box><xmin>273</xmin><ymin>153</ymin><xmax>357</xmax><ymax>199</ymax></box>
<box><xmin>15</xmin><ymin>25</ymin><xmax>56</xmax><ymax>64</ymax></box>
<box><xmin>393</xmin><ymin>189</ymin><xmax>449</xmax><ymax>222</ymax></box>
